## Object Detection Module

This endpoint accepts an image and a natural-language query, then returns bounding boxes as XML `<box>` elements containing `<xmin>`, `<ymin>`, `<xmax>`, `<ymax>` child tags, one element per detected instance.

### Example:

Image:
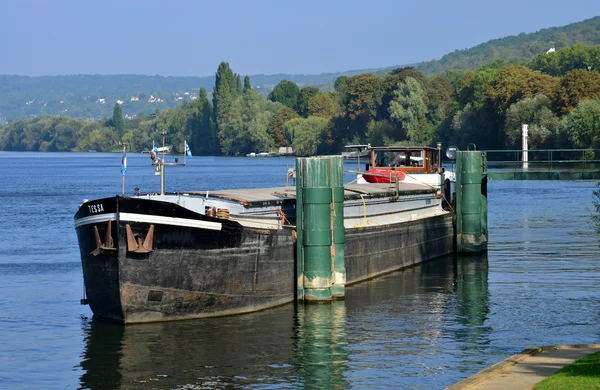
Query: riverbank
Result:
<box><xmin>447</xmin><ymin>344</ymin><xmax>600</xmax><ymax>389</ymax></box>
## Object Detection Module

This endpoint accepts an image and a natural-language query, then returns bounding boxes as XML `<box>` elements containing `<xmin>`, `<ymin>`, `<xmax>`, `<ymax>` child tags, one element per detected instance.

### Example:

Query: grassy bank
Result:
<box><xmin>534</xmin><ymin>351</ymin><xmax>600</xmax><ymax>389</ymax></box>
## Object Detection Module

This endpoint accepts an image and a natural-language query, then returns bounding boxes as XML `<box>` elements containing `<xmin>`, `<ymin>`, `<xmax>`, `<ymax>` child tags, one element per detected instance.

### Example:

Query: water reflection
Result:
<box><xmin>79</xmin><ymin>255</ymin><xmax>493</xmax><ymax>389</ymax></box>
<box><xmin>452</xmin><ymin>254</ymin><xmax>492</xmax><ymax>371</ymax></box>
<box><xmin>79</xmin><ymin>306</ymin><xmax>298</xmax><ymax>389</ymax></box>
<box><xmin>294</xmin><ymin>303</ymin><xmax>349</xmax><ymax>389</ymax></box>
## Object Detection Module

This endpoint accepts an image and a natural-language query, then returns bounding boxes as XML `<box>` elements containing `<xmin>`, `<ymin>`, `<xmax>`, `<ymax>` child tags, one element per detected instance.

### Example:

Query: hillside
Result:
<box><xmin>415</xmin><ymin>16</ymin><xmax>600</xmax><ymax>75</ymax></box>
<box><xmin>0</xmin><ymin>70</ymin><xmax>377</xmax><ymax>123</ymax></box>
<box><xmin>1</xmin><ymin>16</ymin><xmax>599</xmax><ymax>122</ymax></box>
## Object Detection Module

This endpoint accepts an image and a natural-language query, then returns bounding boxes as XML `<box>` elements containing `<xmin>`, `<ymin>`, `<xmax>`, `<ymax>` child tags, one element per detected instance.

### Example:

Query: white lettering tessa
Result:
<box><xmin>87</xmin><ymin>204</ymin><xmax>105</xmax><ymax>214</ymax></box>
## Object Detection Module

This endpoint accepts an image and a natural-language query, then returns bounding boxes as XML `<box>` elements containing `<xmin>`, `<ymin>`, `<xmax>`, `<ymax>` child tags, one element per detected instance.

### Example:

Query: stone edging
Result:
<box><xmin>445</xmin><ymin>344</ymin><xmax>600</xmax><ymax>390</ymax></box>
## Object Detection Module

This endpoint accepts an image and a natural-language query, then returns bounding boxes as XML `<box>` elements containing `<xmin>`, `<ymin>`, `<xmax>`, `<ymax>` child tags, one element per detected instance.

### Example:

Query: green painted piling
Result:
<box><xmin>456</xmin><ymin>151</ymin><xmax>488</xmax><ymax>253</ymax></box>
<box><xmin>329</xmin><ymin>155</ymin><xmax>345</xmax><ymax>299</ymax></box>
<box><xmin>295</xmin><ymin>160</ymin><xmax>305</xmax><ymax>301</ymax></box>
<box><xmin>298</xmin><ymin>157</ymin><xmax>333</xmax><ymax>302</ymax></box>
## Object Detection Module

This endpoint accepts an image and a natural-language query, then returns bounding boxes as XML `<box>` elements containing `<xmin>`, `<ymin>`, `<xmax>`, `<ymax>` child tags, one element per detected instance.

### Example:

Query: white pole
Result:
<box><xmin>522</xmin><ymin>124</ymin><xmax>529</xmax><ymax>169</ymax></box>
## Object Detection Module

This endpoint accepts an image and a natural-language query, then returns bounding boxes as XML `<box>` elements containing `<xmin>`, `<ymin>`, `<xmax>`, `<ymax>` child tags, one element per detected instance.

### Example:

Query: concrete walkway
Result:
<box><xmin>447</xmin><ymin>344</ymin><xmax>600</xmax><ymax>390</ymax></box>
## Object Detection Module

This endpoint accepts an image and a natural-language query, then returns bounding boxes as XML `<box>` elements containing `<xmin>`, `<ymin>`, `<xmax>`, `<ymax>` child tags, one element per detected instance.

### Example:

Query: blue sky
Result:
<box><xmin>1</xmin><ymin>0</ymin><xmax>599</xmax><ymax>77</ymax></box>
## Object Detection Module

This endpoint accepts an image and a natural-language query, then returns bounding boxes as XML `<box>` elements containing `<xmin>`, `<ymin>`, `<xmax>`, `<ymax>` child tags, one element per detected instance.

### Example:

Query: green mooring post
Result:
<box><xmin>329</xmin><ymin>155</ymin><xmax>345</xmax><ymax>299</ymax></box>
<box><xmin>456</xmin><ymin>150</ymin><xmax>488</xmax><ymax>253</ymax></box>
<box><xmin>297</xmin><ymin>157</ymin><xmax>333</xmax><ymax>302</ymax></box>
<box><xmin>296</xmin><ymin>159</ymin><xmax>305</xmax><ymax>301</ymax></box>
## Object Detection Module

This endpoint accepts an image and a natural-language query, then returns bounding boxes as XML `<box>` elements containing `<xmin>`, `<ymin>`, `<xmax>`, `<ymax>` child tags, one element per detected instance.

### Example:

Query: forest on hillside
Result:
<box><xmin>416</xmin><ymin>16</ymin><xmax>600</xmax><ymax>75</ymax></box>
<box><xmin>2</xmin><ymin>44</ymin><xmax>600</xmax><ymax>156</ymax></box>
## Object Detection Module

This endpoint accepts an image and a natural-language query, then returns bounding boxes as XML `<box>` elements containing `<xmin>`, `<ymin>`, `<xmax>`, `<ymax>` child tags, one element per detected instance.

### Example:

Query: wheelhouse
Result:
<box><xmin>347</xmin><ymin>145</ymin><xmax>443</xmax><ymax>174</ymax></box>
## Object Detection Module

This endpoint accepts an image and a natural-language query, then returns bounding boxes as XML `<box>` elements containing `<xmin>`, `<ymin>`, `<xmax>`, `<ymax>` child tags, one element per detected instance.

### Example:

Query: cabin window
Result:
<box><xmin>375</xmin><ymin>151</ymin><xmax>424</xmax><ymax>167</ymax></box>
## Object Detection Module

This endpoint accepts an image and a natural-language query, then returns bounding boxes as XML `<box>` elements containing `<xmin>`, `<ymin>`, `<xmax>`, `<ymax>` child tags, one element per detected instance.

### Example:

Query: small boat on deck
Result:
<box><xmin>74</xmin><ymin>146</ymin><xmax>454</xmax><ymax>324</ymax></box>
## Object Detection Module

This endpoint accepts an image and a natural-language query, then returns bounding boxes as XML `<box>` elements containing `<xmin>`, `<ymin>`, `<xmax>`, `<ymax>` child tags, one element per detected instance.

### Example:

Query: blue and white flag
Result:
<box><xmin>153</xmin><ymin>140</ymin><xmax>158</xmax><ymax>154</ymax></box>
<box><xmin>185</xmin><ymin>140</ymin><xmax>192</xmax><ymax>157</ymax></box>
<box><xmin>120</xmin><ymin>144</ymin><xmax>127</xmax><ymax>175</ymax></box>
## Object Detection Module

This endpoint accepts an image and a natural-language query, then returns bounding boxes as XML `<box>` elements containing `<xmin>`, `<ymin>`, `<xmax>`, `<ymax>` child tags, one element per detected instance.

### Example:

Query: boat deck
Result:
<box><xmin>179</xmin><ymin>182</ymin><xmax>436</xmax><ymax>207</ymax></box>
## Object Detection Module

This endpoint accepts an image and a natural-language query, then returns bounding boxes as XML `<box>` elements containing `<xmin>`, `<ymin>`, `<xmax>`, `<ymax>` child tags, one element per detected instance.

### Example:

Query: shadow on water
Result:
<box><xmin>78</xmin><ymin>254</ymin><xmax>491</xmax><ymax>389</ymax></box>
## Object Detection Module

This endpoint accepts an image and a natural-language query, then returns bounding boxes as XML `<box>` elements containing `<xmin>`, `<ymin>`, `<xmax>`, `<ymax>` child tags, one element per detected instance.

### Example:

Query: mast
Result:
<box><xmin>160</xmin><ymin>129</ymin><xmax>166</xmax><ymax>195</ymax></box>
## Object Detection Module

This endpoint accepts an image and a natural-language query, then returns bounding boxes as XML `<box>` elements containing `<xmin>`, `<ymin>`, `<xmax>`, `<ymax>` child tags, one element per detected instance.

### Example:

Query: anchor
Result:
<box><xmin>126</xmin><ymin>224</ymin><xmax>154</xmax><ymax>254</ymax></box>
<box><xmin>91</xmin><ymin>220</ymin><xmax>117</xmax><ymax>256</ymax></box>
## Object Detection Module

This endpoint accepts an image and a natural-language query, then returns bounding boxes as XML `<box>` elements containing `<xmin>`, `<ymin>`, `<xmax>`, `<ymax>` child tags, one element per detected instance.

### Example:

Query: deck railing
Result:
<box><xmin>483</xmin><ymin>149</ymin><xmax>600</xmax><ymax>172</ymax></box>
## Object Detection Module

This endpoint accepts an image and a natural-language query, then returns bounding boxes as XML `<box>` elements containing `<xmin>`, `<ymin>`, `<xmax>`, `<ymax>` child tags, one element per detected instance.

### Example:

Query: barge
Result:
<box><xmin>74</xmin><ymin>147</ymin><xmax>455</xmax><ymax>324</ymax></box>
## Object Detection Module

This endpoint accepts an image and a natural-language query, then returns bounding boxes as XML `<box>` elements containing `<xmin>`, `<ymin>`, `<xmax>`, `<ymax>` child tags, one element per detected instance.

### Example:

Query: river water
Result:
<box><xmin>1</xmin><ymin>152</ymin><xmax>599</xmax><ymax>389</ymax></box>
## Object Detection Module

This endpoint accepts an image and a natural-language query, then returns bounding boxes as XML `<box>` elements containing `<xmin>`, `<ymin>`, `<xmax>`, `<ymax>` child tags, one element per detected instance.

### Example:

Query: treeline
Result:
<box><xmin>2</xmin><ymin>44</ymin><xmax>600</xmax><ymax>154</ymax></box>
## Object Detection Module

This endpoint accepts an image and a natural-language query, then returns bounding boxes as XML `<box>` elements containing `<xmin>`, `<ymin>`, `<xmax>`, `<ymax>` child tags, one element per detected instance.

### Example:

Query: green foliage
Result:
<box><xmin>296</xmin><ymin>87</ymin><xmax>319</xmax><ymax>117</ymax></box>
<box><xmin>192</xmin><ymin>88</ymin><xmax>219</xmax><ymax>155</ymax></box>
<box><xmin>218</xmin><ymin>90</ymin><xmax>278</xmax><ymax>155</ymax></box>
<box><xmin>380</xmin><ymin>68</ymin><xmax>430</xmax><ymax>118</ymax></box>
<box><xmin>555</xmin><ymin>69</ymin><xmax>600</xmax><ymax>113</ymax></box>
<box><xmin>504</xmin><ymin>95</ymin><xmax>562</xmax><ymax>149</ymax></box>
<box><xmin>244</xmin><ymin>76</ymin><xmax>251</xmax><ymax>91</ymax></box>
<box><xmin>530</xmin><ymin>44</ymin><xmax>600</xmax><ymax>76</ymax></box>
<box><xmin>343</xmin><ymin>73</ymin><xmax>382</xmax><ymax>123</ymax></box>
<box><xmin>268</xmin><ymin>106</ymin><xmax>299</xmax><ymax>147</ymax></box>
<box><xmin>487</xmin><ymin>65</ymin><xmax>558</xmax><ymax>115</ymax></box>
<box><xmin>365</xmin><ymin>119</ymin><xmax>395</xmax><ymax>146</ymax></box>
<box><xmin>235</xmin><ymin>74</ymin><xmax>243</xmax><ymax>95</ymax></box>
<box><xmin>388</xmin><ymin>77</ymin><xmax>428</xmax><ymax>143</ymax></box>
<box><xmin>308</xmin><ymin>93</ymin><xmax>339</xmax><ymax>119</ymax></box>
<box><xmin>112</xmin><ymin>103</ymin><xmax>124</xmax><ymax>138</ymax></box>
<box><xmin>0</xmin><ymin>116</ymin><xmax>115</xmax><ymax>152</ymax></box>
<box><xmin>285</xmin><ymin>116</ymin><xmax>330</xmax><ymax>156</ymax></box>
<box><xmin>268</xmin><ymin>80</ymin><xmax>300</xmax><ymax>110</ymax></box>
<box><xmin>456</xmin><ymin>69</ymin><xmax>499</xmax><ymax>109</ymax></box>
<box><xmin>213</xmin><ymin>62</ymin><xmax>238</xmax><ymax>134</ymax></box>
<box><xmin>417</xmin><ymin>16</ymin><xmax>600</xmax><ymax>75</ymax></box>
<box><xmin>565</xmin><ymin>99</ymin><xmax>600</xmax><ymax>149</ymax></box>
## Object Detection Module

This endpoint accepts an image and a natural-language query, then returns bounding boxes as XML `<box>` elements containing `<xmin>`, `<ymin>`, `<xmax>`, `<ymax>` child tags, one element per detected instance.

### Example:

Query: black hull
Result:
<box><xmin>75</xmin><ymin>197</ymin><xmax>295</xmax><ymax>323</ymax></box>
<box><xmin>75</xmin><ymin>197</ymin><xmax>453</xmax><ymax>323</ymax></box>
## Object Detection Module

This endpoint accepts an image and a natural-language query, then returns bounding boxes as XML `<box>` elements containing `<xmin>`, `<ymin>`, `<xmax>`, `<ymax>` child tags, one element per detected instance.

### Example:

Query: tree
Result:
<box><xmin>235</xmin><ymin>74</ymin><xmax>242</xmax><ymax>95</ymax></box>
<box><xmin>504</xmin><ymin>95</ymin><xmax>562</xmax><ymax>149</ymax></box>
<box><xmin>379</xmin><ymin>67</ymin><xmax>429</xmax><ymax>120</ymax></box>
<box><xmin>388</xmin><ymin>77</ymin><xmax>428</xmax><ymax>143</ymax></box>
<box><xmin>555</xmin><ymin>69</ymin><xmax>600</xmax><ymax>114</ymax></box>
<box><xmin>193</xmin><ymin>88</ymin><xmax>218</xmax><ymax>155</ymax></box>
<box><xmin>112</xmin><ymin>103</ymin><xmax>124</xmax><ymax>138</ymax></box>
<box><xmin>284</xmin><ymin>116</ymin><xmax>329</xmax><ymax>156</ymax></box>
<box><xmin>213</xmin><ymin>62</ymin><xmax>237</xmax><ymax>133</ymax></box>
<box><xmin>329</xmin><ymin>73</ymin><xmax>383</xmax><ymax>148</ymax></box>
<box><xmin>456</xmin><ymin>69</ymin><xmax>499</xmax><ymax>109</ymax></box>
<box><xmin>427</xmin><ymin>75</ymin><xmax>455</xmax><ymax>125</ymax></box>
<box><xmin>243</xmin><ymin>75</ymin><xmax>251</xmax><ymax>91</ymax></box>
<box><xmin>529</xmin><ymin>44</ymin><xmax>599</xmax><ymax>77</ymax></box>
<box><xmin>308</xmin><ymin>93</ymin><xmax>340</xmax><ymax>119</ymax></box>
<box><xmin>268</xmin><ymin>80</ymin><xmax>300</xmax><ymax>110</ymax></box>
<box><xmin>565</xmin><ymin>99</ymin><xmax>600</xmax><ymax>149</ymax></box>
<box><xmin>333</xmin><ymin>75</ymin><xmax>348</xmax><ymax>104</ymax></box>
<box><xmin>486</xmin><ymin>65</ymin><xmax>558</xmax><ymax>115</ymax></box>
<box><xmin>268</xmin><ymin>106</ymin><xmax>299</xmax><ymax>147</ymax></box>
<box><xmin>365</xmin><ymin>119</ymin><xmax>395</xmax><ymax>146</ymax></box>
<box><xmin>218</xmin><ymin>90</ymin><xmax>278</xmax><ymax>155</ymax></box>
<box><xmin>296</xmin><ymin>87</ymin><xmax>319</xmax><ymax>117</ymax></box>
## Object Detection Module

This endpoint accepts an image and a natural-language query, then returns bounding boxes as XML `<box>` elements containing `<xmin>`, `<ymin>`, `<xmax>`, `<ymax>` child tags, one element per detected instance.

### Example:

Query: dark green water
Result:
<box><xmin>1</xmin><ymin>152</ymin><xmax>599</xmax><ymax>389</ymax></box>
